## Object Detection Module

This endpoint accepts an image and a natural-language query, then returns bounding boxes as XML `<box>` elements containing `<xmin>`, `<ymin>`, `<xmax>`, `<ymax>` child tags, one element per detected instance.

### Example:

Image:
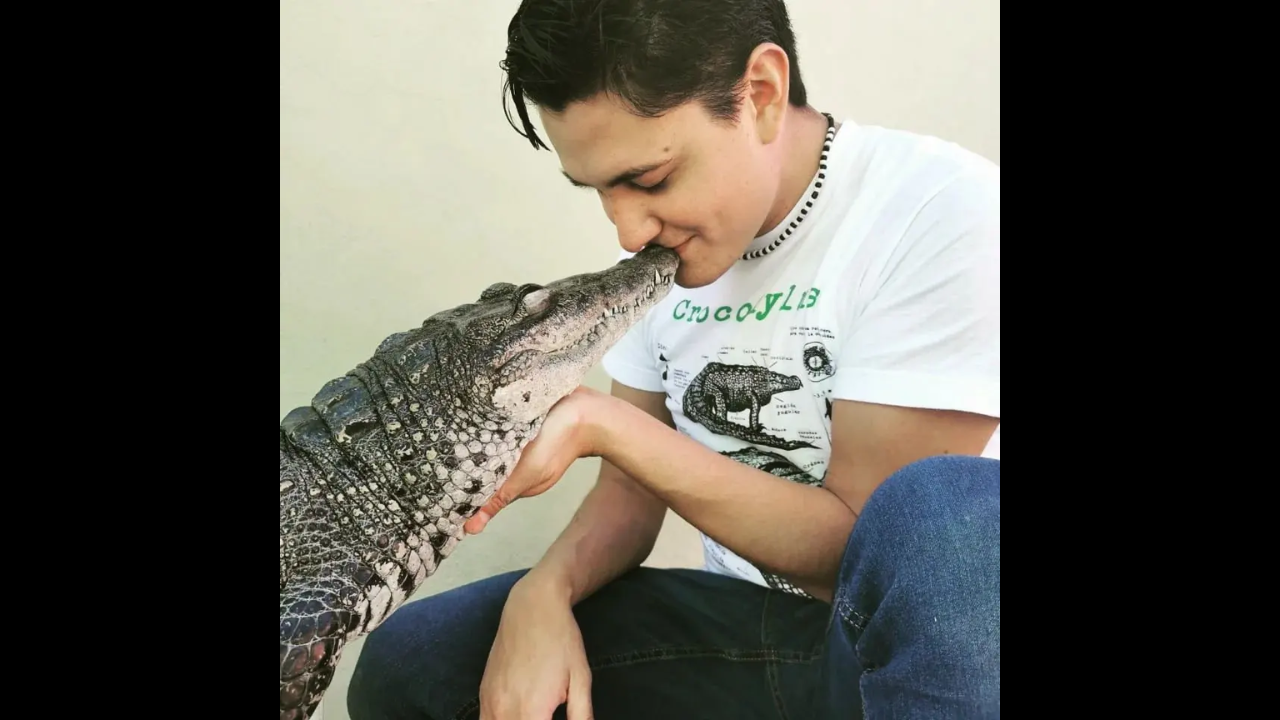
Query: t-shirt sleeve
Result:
<box><xmin>831</xmin><ymin>166</ymin><xmax>1000</xmax><ymax>419</ymax></box>
<box><xmin>599</xmin><ymin>248</ymin><xmax>666</xmax><ymax>392</ymax></box>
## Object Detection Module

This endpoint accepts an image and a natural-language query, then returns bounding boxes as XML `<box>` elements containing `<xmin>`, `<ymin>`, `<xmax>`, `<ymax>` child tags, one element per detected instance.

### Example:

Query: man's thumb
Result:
<box><xmin>462</xmin><ymin>509</ymin><xmax>491</xmax><ymax>535</ymax></box>
<box><xmin>463</xmin><ymin>491</ymin><xmax>513</xmax><ymax>534</ymax></box>
<box><xmin>566</xmin><ymin>666</ymin><xmax>593</xmax><ymax>720</ymax></box>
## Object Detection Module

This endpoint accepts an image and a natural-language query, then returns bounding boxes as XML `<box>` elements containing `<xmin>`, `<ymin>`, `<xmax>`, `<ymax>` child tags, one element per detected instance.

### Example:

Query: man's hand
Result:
<box><xmin>479</xmin><ymin>577</ymin><xmax>594</xmax><ymax>720</ymax></box>
<box><xmin>473</xmin><ymin>381</ymin><xmax>670</xmax><ymax>719</ymax></box>
<box><xmin>464</xmin><ymin>386</ymin><xmax>608</xmax><ymax>535</ymax></box>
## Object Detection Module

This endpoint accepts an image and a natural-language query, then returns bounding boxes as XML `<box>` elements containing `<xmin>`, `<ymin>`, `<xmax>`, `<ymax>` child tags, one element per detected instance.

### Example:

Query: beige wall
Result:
<box><xmin>281</xmin><ymin>1</ymin><xmax>998</xmax><ymax>717</ymax></box>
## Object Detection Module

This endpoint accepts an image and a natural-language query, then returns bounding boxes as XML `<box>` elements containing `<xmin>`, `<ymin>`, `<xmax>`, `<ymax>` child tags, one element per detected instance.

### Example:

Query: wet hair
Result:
<box><xmin>500</xmin><ymin>0</ymin><xmax>808</xmax><ymax>150</ymax></box>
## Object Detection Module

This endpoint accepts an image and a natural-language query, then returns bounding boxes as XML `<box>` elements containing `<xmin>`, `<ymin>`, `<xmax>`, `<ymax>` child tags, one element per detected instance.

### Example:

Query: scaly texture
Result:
<box><xmin>279</xmin><ymin>246</ymin><xmax>679</xmax><ymax>719</ymax></box>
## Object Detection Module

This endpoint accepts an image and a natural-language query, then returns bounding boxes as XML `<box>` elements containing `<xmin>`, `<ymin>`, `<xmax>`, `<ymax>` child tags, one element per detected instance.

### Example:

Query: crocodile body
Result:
<box><xmin>682</xmin><ymin>362</ymin><xmax>817</xmax><ymax>450</ymax></box>
<box><xmin>279</xmin><ymin>245</ymin><xmax>679</xmax><ymax>719</ymax></box>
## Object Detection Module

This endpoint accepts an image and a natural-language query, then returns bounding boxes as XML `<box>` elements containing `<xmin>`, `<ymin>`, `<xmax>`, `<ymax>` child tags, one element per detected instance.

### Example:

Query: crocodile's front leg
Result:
<box><xmin>708</xmin><ymin>386</ymin><xmax>728</xmax><ymax>422</ymax></box>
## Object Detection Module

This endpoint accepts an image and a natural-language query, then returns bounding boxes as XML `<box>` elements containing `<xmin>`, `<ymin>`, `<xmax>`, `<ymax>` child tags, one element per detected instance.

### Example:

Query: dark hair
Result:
<box><xmin>500</xmin><ymin>0</ymin><xmax>808</xmax><ymax>150</ymax></box>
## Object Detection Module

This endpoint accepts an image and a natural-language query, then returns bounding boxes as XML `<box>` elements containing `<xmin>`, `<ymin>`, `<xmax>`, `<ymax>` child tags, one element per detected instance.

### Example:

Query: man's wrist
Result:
<box><xmin>512</xmin><ymin>565</ymin><xmax>574</xmax><ymax>606</ymax></box>
<box><xmin>581</xmin><ymin>388</ymin><xmax>631</xmax><ymax>458</ymax></box>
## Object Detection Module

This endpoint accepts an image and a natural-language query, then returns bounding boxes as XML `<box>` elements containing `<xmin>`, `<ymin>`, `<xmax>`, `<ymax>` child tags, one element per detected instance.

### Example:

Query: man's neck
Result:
<box><xmin>757</xmin><ymin>106</ymin><xmax>833</xmax><ymax>237</ymax></box>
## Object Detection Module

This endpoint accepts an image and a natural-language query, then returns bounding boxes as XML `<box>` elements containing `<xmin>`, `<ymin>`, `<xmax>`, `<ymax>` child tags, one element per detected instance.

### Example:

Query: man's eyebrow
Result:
<box><xmin>561</xmin><ymin>160</ymin><xmax>670</xmax><ymax>189</ymax></box>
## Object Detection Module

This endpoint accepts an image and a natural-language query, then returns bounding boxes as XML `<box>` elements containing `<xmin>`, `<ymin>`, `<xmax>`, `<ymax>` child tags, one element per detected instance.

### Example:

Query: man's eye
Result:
<box><xmin>634</xmin><ymin>178</ymin><xmax>668</xmax><ymax>193</ymax></box>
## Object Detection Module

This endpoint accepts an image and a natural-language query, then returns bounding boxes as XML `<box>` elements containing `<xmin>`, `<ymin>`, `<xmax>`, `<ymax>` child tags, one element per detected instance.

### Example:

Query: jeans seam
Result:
<box><xmin>761</xmin><ymin>591</ymin><xmax>789</xmax><ymax>720</ymax></box>
<box><xmin>451</xmin><ymin>696</ymin><xmax>478</xmax><ymax>720</ymax></box>
<box><xmin>760</xmin><ymin>589</ymin><xmax>770</xmax><ymax>646</ymax></box>
<box><xmin>766</xmin><ymin>656</ymin><xmax>790</xmax><ymax>720</ymax></box>
<box><xmin>589</xmin><ymin>646</ymin><xmax>816</xmax><ymax>669</ymax></box>
<box><xmin>835</xmin><ymin>592</ymin><xmax>876</xmax><ymax>716</ymax></box>
<box><xmin>836</xmin><ymin>598</ymin><xmax>869</xmax><ymax>633</ymax></box>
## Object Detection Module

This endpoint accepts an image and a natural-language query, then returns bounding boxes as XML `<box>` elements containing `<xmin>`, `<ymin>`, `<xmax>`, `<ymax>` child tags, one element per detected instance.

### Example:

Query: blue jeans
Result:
<box><xmin>347</xmin><ymin>455</ymin><xmax>1000</xmax><ymax>719</ymax></box>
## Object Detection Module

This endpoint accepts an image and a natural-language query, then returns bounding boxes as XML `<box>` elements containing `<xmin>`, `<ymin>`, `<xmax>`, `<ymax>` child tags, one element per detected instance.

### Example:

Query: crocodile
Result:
<box><xmin>682</xmin><ymin>361</ymin><xmax>818</xmax><ymax>450</ymax></box>
<box><xmin>279</xmin><ymin>244</ymin><xmax>679</xmax><ymax>720</ymax></box>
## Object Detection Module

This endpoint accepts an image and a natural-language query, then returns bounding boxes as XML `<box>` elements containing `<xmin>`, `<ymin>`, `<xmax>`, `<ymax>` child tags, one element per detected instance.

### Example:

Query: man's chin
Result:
<box><xmin>674</xmin><ymin>260</ymin><xmax>730</xmax><ymax>289</ymax></box>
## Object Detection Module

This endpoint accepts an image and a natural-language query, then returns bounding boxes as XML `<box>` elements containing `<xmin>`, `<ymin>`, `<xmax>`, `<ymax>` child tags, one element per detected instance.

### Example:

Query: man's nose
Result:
<box><xmin>602</xmin><ymin>193</ymin><xmax>661</xmax><ymax>254</ymax></box>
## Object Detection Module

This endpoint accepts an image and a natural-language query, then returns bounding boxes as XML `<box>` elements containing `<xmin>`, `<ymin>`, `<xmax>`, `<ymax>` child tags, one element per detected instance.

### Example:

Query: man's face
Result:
<box><xmin>539</xmin><ymin>95</ymin><xmax>783</xmax><ymax>289</ymax></box>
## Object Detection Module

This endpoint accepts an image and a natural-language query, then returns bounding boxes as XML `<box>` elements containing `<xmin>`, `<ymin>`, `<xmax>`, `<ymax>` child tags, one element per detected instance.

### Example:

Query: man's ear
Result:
<box><xmin>742</xmin><ymin>42</ymin><xmax>790</xmax><ymax>144</ymax></box>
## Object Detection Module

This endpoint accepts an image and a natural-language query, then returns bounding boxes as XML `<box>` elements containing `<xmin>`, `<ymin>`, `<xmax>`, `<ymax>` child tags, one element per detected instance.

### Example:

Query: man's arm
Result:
<box><xmin>513</xmin><ymin>380</ymin><xmax>674</xmax><ymax>606</ymax></box>
<box><xmin>590</xmin><ymin>394</ymin><xmax>999</xmax><ymax>603</ymax></box>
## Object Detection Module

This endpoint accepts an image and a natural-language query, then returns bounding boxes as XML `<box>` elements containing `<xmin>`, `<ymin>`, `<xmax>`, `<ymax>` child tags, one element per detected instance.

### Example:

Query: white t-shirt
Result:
<box><xmin>601</xmin><ymin>118</ymin><xmax>1000</xmax><ymax>595</ymax></box>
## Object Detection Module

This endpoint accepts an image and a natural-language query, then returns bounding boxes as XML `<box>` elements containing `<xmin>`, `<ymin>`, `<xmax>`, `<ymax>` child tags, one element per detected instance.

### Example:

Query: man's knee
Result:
<box><xmin>838</xmin><ymin>455</ymin><xmax>999</xmax><ymax>584</ymax></box>
<box><xmin>865</xmin><ymin>454</ymin><xmax>998</xmax><ymax>541</ymax></box>
<box><xmin>346</xmin><ymin>569</ymin><xmax>527</xmax><ymax>720</ymax></box>
<box><xmin>830</xmin><ymin>456</ymin><xmax>1000</xmax><ymax>697</ymax></box>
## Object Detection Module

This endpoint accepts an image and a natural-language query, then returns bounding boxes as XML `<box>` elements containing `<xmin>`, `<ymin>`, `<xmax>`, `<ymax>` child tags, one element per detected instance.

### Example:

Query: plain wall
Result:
<box><xmin>280</xmin><ymin>1</ymin><xmax>999</xmax><ymax>716</ymax></box>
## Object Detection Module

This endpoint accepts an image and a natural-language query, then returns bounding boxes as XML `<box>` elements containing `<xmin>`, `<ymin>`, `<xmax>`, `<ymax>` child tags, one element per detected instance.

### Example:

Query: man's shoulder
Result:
<box><xmin>840</xmin><ymin>121</ymin><xmax>998</xmax><ymax>179</ymax></box>
<box><xmin>832</xmin><ymin>121</ymin><xmax>997</xmax><ymax>214</ymax></box>
<box><xmin>821</xmin><ymin>121</ymin><xmax>998</xmax><ymax>254</ymax></box>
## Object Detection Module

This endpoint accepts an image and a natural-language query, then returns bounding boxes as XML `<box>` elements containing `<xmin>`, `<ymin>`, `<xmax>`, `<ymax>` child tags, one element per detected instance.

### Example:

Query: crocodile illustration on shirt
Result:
<box><xmin>682</xmin><ymin>361</ymin><xmax>817</xmax><ymax>450</ymax></box>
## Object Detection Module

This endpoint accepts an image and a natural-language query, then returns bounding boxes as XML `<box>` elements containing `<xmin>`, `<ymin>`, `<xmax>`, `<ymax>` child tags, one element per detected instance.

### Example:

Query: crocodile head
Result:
<box><xmin>377</xmin><ymin>243</ymin><xmax>679</xmax><ymax>426</ymax></box>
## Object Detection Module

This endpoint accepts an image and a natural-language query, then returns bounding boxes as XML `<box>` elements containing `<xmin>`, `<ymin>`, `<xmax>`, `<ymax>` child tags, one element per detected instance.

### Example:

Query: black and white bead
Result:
<box><xmin>741</xmin><ymin>112</ymin><xmax>836</xmax><ymax>261</ymax></box>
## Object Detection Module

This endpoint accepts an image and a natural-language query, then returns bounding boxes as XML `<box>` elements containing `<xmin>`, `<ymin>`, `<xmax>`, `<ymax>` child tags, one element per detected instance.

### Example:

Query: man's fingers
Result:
<box><xmin>463</xmin><ymin>496</ymin><xmax>505</xmax><ymax>534</ymax></box>
<box><xmin>566</xmin><ymin>666</ymin><xmax>593</xmax><ymax>720</ymax></box>
<box><xmin>462</xmin><ymin>509</ymin><xmax>491</xmax><ymax>535</ymax></box>
<box><xmin>462</xmin><ymin>458</ymin><xmax>556</xmax><ymax>535</ymax></box>
<box><xmin>461</xmin><ymin>428</ymin><xmax>573</xmax><ymax>535</ymax></box>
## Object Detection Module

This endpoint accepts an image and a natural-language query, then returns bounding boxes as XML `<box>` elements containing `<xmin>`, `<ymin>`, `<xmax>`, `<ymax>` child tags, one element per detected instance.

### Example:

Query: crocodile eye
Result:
<box><xmin>517</xmin><ymin>285</ymin><xmax>551</xmax><ymax>314</ymax></box>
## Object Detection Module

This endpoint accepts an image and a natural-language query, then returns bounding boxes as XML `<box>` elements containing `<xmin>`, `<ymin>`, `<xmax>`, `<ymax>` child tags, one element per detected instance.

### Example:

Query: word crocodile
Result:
<box><xmin>279</xmin><ymin>245</ymin><xmax>679</xmax><ymax>719</ymax></box>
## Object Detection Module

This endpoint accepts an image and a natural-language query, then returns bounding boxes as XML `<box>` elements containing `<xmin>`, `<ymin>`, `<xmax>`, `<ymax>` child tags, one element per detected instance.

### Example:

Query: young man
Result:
<box><xmin>348</xmin><ymin>1</ymin><xmax>1000</xmax><ymax>718</ymax></box>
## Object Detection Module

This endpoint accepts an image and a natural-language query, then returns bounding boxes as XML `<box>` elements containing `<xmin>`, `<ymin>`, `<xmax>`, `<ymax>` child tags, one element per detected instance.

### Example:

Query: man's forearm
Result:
<box><xmin>594</xmin><ymin>397</ymin><xmax>857</xmax><ymax>601</ymax></box>
<box><xmin>517</xmin><ymin>461</ymin><xmax>666</xmax><ymax>606</ymax></box>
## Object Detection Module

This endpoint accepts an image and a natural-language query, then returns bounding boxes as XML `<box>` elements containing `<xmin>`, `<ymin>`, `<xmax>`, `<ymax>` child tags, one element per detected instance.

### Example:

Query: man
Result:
<box><xmin>348</xmin><ymin>1</ymin><xmax>1000</xmax><ymax>718</ymax></box>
